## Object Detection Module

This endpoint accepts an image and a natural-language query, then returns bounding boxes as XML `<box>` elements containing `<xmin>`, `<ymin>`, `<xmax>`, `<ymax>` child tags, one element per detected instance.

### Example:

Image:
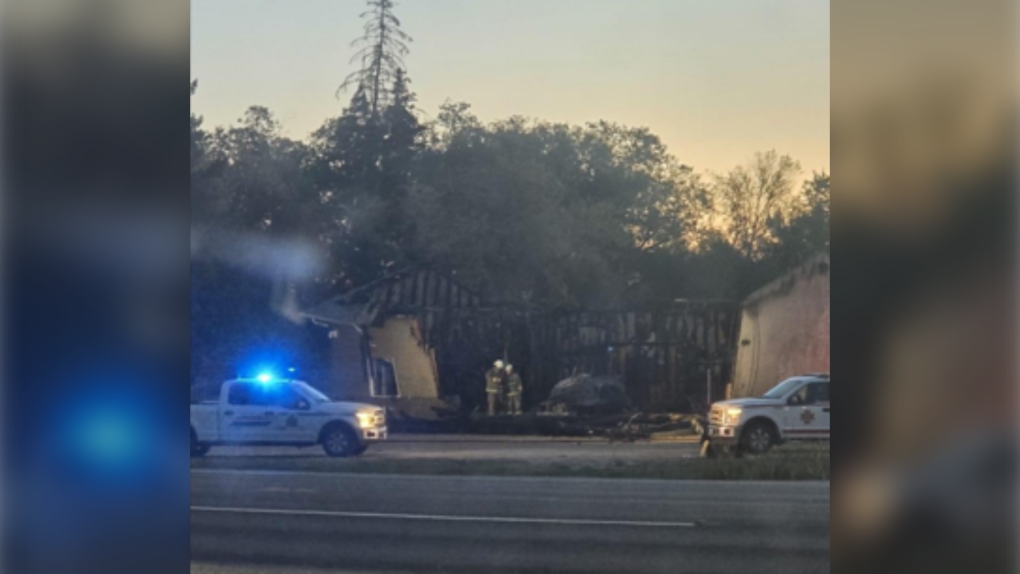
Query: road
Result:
<box><xmin>191</xmin><ymin>469</ymin><xmax>830</xmax><ymax>573</ymax></box>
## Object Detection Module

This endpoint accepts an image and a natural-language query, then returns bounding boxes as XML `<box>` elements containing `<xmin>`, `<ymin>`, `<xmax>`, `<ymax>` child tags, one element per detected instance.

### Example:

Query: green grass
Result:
<box><xmin>191</xmin><ymin>447</ymin><xmax>829</xmax><ymax>481</ymax></box>
<box><xmin>678</xmin><ymin>450</ymin><xmax>830</xmax><ymax>481</ymax></box>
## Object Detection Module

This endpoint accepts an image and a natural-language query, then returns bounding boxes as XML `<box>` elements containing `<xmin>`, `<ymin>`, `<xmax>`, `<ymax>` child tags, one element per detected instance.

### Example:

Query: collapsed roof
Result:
<box><xmin>303</xmin><ymin>267</ymin><xmax>485</xmax><ymax>327</ymax></box>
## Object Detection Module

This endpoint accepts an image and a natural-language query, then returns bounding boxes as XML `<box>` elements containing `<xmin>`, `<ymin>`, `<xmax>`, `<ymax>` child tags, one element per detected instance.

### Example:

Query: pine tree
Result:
<box><xmin>338</xmin><ymin>0</ymin><xmax>412</xmax><ymax>116</ymax></box>
<box><xmin>381</xmin><ymin>68</ymin><xmax>423</xmax><ymax>194</ymax></box>
<box><xmin>330</xmin><ymin>85</ymin><xmax>382</xmax><ymax>188</ymax></box>
<box><xmin>307</xmin><ymin>0</ymin><xmax>424</xmax><ymax>287</ymax></box>
<box><xmin>190</xmin><ymin>80</ymin><xmax>204</xmax><ymax>164</ymax></box>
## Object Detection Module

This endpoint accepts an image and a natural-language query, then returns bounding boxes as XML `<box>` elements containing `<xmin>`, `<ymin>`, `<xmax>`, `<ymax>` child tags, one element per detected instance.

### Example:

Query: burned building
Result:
<box><xmin>304</xmin><ymin>267</ymin><xmax>740</xmax><ymax>415</ymax></box>
<box><xmin>301</xmin><ymin>269</ymin><xmax>481</xmax><ymax>418</ymax></box>
<box><xmin>731</xmin><ymin>253</ymin><xmax>831</xmax><ymax>398</ymax></box>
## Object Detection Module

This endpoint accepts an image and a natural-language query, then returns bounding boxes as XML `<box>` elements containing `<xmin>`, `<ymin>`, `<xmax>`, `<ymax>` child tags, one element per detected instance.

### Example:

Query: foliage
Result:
<box><xmin>714</xmin><ymin>150</ymin><xmax>803</xmax><ymax>260</ymax></box>
<box><xmin>204</xmin><ymin>107</ymin><xmax>318</xmax><ymax>235</ymax></box>
<box><xmin>308</xmin><ymin>70</ymin><xmax>425</xmax><ymax>291</ymax></box>
<box><xmin>191</xmin><ymin>95</ymin><xmax>329</xmax><ymax>380</ymax></box>
<box><xmin>191</xmin><ymin>80</ymin><xmax>226</xmax><ymax>224</ymax></box>
<box><xmin>407</xmin><ymin>116</ymin><xmax>709</xmax><ymax>307</ymax></box>
<box><xmin>766</xmin><ymin>171</ymin><xmax>830</xmax><ymax>271</ymax></box>
<box><xmin>192</xmin><ymin>97</ymin><xmax>829</xmax><ymax>309</ymax></box>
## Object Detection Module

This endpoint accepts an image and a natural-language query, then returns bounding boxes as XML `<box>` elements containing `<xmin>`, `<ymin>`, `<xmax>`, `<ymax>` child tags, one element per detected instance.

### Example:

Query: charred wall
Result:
<box><xmin>313</xmin><ymin>268</ymin><xmax>741</xmax><ymax>412</ymax></box>
<box><xmin>412</xmin><ymin>304</ymin><xmax>739</xmax><ymax>413</ymax></box>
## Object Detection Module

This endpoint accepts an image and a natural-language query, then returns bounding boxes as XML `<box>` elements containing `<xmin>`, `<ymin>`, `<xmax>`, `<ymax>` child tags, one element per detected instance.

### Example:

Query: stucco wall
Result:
<box><xmin>732</xmin><ymin>255</ymin><xmax>830</xmax><ymax>398</ymax></box>
<box><xmin>322</xmin><ymin>317</ymin><xmax>442</xmax><ymax>402</ymax></box>
<box><xmin>368</xmin><ymin>316</ymin><xmax>440</xmax><ymax>399</ymax></box>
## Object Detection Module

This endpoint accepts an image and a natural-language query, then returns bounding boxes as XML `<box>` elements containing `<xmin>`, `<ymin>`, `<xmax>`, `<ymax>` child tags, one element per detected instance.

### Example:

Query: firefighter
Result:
<box><xmin>485</xmin><ymin>360</ymin><xmax>506</xmax><ymax>416</ymax></box>
<box><xmin>505</xmin><ymin>364</ymin><xmax>523</xmax><ymax>416</ymax></box>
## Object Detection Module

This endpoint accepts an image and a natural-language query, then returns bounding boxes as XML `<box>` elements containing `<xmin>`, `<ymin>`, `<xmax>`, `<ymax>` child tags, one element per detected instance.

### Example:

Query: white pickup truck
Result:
<box><xmin>703</xmin><ymin>374</ymin><xmax>830</xmax><ymax>456</ymax></box>
<box><xmin>190</xmin><ymin>377</ymin><xmax>387</xmax><ymax>458</ymax></box>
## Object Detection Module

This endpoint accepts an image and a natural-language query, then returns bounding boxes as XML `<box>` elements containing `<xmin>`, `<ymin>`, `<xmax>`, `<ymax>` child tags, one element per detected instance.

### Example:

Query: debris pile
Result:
<box><xmin>466</xmin><ymin>373</ymin><xmax>705</xmax><ymax>440</ymax></box>
<box><xmin>538</xmin><ymin>374</ymin><xmax>632</xmax><ymax>416</ymax></box>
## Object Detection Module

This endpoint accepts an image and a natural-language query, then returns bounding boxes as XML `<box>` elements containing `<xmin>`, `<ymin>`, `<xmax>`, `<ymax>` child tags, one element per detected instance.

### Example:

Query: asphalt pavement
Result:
<box><xmin>191</xmin><ymin>469</ymin><xmax>830</xmax><ymax>573</ymax></box>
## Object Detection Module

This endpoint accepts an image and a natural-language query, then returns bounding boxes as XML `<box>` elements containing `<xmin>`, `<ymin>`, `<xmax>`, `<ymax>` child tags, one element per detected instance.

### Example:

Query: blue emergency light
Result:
<box><xmin>256</xmin><ymin>373</ymin><xmax>274</xmax><ymax>384</ymax></box>
<box><xmin>82</xmin><ymin>414</ymin><xmax>137</xmax><ymax>460</ymax></box>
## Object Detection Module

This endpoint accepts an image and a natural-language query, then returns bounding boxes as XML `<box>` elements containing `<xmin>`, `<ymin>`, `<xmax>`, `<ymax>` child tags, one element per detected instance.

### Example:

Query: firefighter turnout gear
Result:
<box><xmin>505</xmin><ymin>365</ymin><xmax>523</xmax><ymax>416</ymax></box>
<box><xmin>485</xmin><ymin>365</ymin><xmax>506</xmax><ymax>416</ymax></box>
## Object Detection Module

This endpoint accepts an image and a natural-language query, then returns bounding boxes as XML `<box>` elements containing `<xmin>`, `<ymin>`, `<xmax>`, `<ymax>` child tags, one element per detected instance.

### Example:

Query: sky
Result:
<box><xmin>191</xmin><ymin>0</ymin><xmax>829</xmax><ymax>175</ymax></box>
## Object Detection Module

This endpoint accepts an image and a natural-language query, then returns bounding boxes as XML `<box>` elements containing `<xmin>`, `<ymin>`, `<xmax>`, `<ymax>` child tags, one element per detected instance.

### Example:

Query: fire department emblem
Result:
<box><xmin>800</xmin><ymin>410</ymin><xmax>815</xmax><ymax>425</ymax></box>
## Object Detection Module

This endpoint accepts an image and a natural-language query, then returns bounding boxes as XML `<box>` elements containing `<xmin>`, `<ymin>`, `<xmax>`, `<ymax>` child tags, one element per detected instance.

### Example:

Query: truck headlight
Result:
<box><xmin>356</xmin><ymin>411</ymin><xmax>380</xmax><ymax>429</ymax></box>
<box><xmin>723</xmin><ymin>408</ymin><xmax>742</xmax><ymax>425</ymax></box>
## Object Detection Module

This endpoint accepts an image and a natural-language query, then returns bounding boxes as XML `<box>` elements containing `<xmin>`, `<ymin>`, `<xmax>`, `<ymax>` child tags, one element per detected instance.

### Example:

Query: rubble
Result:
<box><xmin>538</xmin><ymin>374</ymin><xmax>632</xmax><ymax>416</ymax></box>
<box><xmin>461</xmin><ymin>374</ymin><xmax>705</xmax><ymax>440</ymax></box>
<box><xmin>464</xmin><ymin>411</ymin><xmax>702</xmax><ymax>440</ymax></box>
<box><xmin>394</xmin><ymin>372</ymin><xmax>706</xmax><ymax>440</ymax></box>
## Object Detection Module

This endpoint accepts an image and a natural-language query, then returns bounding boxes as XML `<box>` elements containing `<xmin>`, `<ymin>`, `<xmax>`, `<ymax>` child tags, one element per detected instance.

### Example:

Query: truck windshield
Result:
<box><xmin>294</xmin><ymin>382</ymin><xmax>332</xmax><ymax>404</ymax></box>
<box><xmin>762</xmin><ymin>378</ymin><xmax>805</xmax><ymax>399</ymax></box>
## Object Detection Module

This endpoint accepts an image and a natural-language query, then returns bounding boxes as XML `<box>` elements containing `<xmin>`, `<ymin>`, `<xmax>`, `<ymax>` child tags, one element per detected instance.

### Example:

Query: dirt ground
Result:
<box><xmin>200</xmin><ymin>434</ymin><xmax>703</xmax><ymax>466</ymax></box>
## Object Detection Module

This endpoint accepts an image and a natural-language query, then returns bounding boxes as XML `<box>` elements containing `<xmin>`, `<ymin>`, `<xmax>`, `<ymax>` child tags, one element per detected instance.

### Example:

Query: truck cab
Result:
<box><xmin>190</xmin><ymin>377</ymin><xmax>387</xmax><ymax>458</ymax></box>
<box><xmin>704</xmin><ymin>374</ymin><xmax>830</xmax><ymax>455</ymax></box>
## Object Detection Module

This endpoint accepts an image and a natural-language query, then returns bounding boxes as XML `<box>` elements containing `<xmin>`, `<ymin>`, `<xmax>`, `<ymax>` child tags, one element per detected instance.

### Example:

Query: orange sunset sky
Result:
<box><xmin>191</xmin><ymin>0</ymin><xmax>829</xmax><ymax>175</ymax></box>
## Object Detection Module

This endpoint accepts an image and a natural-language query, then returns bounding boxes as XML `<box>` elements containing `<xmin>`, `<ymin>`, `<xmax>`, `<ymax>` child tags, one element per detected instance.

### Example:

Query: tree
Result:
<box><xmin>309</xmin><ymin>87</ymin><xmax>380</xmax><ymax>193</ymax></box>
<box><xmin>409</xmin><ymin>120</ymin><xmax>580</xmax><ymax>305</ymax></box>
<box><xmin>308</xmin><ymin>73</ymin><xmax>425</xmax><ymax>291</ymax></box>
<box><xmin>714</xmin><ymin>150</ymin><xmax>802</xmax><ymax>260</ymax></box>
<box><xmin>191</xmin><ymin>80</ymin><xmax>229</xmax><ymax>225</ymax></box>
<box><xmin>408</xmin><ymin>117</ymin><xmax>710</xmax><ymax>307</ymax></box>
<box><xmin>202</xmin><ymin>106</ymin><xmax>317</xmax><ymax>236</ymax></box>
<box><xmin>765</xmin><ymin>171</ymin><xmax>830</xmax><ymax>270</ymax></box>
<box><xmin>683</xmin><ymin>234</ymin><xmax>759</xmax><ymax>299</ymax></box>
<box><xmin>190</xmin><ymin>80</ymin><xmax>203</xmax><ymax>161</ymax></box>
<box><xmin>572</xmin><ymin>121</ymin><xmax>711</xmax><ymax>254</ymax></box>
<box><xmin>190</xmin><ymin>103</ymin><xmax>327</xmax><ymax>385</ymax></box>
<box><xmin>308</xmin><ymin>0</ymin><xmax>423</xmax><ymax>291</ymax></box>
<box><xmin>338</xmin><ymin>0</ymin><xmax>413</xmax><ymax>115</ymax></box>
<box><xmin>431</xmin><ymin>100</ymin><xmax>482</xmax><ymax>149</ymax></box>
<box><xmin>380</xmin><ymin>68</ymin><xmax>425</xmax><ymax>201</ymax></box>
<box><xmin>804</xmin><ymin>170</ymin><xmax>830</xmax><ymax>222</ymax></box>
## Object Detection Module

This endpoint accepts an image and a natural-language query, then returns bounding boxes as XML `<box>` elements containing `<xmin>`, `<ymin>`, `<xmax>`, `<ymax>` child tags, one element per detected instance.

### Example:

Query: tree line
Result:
<box><xmin>192</xmin><ymin>88</ymin><xmax>828</xmax><ymax>308</ymax></box>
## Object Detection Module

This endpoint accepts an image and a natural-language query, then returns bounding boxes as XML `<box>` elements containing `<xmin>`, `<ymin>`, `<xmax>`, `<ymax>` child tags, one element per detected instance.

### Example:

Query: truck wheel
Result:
<box><xmin>741</xmin><ymin>420</ymin><xmax>776</xmax><ymax>455</ymax></box>
<box><xmin>321</xmin><ymin>424</ymin><xmax>358</xmax><ymax>458</ymax></box>
<box><xmin>191</xmin><ymin>429</ymin><xmax>211</xmax><ymax>458</ymax></box>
